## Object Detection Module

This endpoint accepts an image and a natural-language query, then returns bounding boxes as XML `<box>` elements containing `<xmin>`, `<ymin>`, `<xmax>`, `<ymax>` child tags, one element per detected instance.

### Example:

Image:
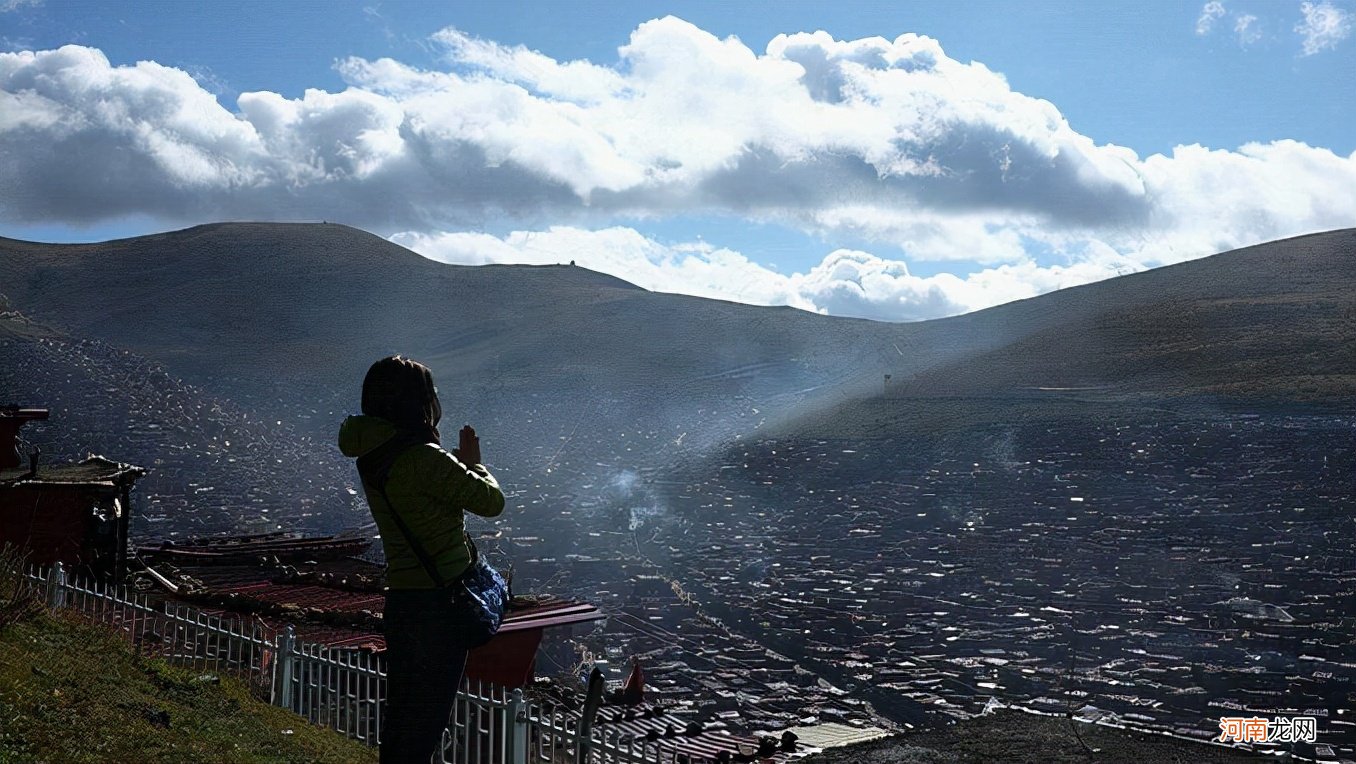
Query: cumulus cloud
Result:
<box><xmin>1197</xmin><ymin>1</ymin><xmax>1227</xmax><ymax>35</ymax></box>
<box><xmin>0</xmin><ymin>21</ymin><xmax>1156</xmax><ymax>242</ymax></box>
<box><xmin>790</xmin><ymin>247</ymin><xmax>1133</xmax><ymax>321</ymax></box>
<box><xmin>0</xmin><ymin>46</ymin><xmax>267</xmax><ymax>221</ymax></box>
<box><xmin>1</xmin><ymin>19</ymin><xmax>1354</xmax><ymax>321</ymax></box>
<box><xmin>394</xmin><ymin>225</ymin><xmax>1137</xmax><ymax>322</ymax></box>
<box><xmin>1132</xmin><ymin>140</ymin><xmax>1356</xmax><ymax>262</ymax></box>
<box><xmin>430</xmin><ymin>27</ymin><xmax>626</xmax><ymax>104</ymax></box>
<box><xmin>1296</xmin><ymin>1</ymin><xmax>1352</xmax><ymax>54</ymax></box>
<box><xmin>1</xmin><ymin>0</ymin><xmax>41</xmax><ymax>12</ymax></box>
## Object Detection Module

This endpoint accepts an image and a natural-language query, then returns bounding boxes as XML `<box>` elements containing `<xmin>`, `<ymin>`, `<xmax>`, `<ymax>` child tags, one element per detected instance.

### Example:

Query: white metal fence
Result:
<box><xmin>15</xmin><ymin>562</ymin><xmax>708</xmax><ymax>764</ymax></box>
<box><xmin>25</xmin><ymin>560</ymin><xmax>275</xmax><ymax>694</ymax></box>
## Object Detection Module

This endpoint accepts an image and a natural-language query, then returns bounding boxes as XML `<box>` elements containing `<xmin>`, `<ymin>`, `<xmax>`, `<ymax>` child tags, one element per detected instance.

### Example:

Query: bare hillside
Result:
<box><xmin>2</xmin><ymin>223</ymin><xmax>1352</xmax><ymax>454</ymax></box>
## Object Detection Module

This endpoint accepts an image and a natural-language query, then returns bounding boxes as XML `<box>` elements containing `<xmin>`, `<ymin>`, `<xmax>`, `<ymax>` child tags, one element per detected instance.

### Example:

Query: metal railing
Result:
<box><xmin>24</xmin><ymin>561</ymin><xmax>276</xmax><ymax>693</ymax></box>
<box><xmin>274</xmin><ymin>626</ymin><xmax>386</xmax><ymax>745</ymax></box>
<box><xmin>524</xmin><ymin>700</ymin><xmax>704</xmax><ymax>764</ymax></box>
<box><xmin>16</xmin><ymin>562</ymin><xmax>705</xmax><ymax>763</ymax></box>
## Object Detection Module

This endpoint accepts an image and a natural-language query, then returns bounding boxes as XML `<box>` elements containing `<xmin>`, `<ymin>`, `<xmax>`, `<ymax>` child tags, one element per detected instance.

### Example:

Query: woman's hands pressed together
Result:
<box><xmin>454</xmin><ymin>424</ymin><xmax>482</xmax><ymax>466</ymax></box>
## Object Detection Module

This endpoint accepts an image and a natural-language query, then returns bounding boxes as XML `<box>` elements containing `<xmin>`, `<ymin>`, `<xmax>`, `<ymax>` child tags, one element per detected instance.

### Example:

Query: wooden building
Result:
<box><xmin>1</xmin><ymin>406</ymin><xmax>146</xmax><ymax>581</ymax></box>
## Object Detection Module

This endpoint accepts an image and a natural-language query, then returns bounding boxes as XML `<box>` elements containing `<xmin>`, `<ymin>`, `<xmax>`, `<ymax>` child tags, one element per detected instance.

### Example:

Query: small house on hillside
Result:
<box><xmin>0</xmin><ymin>406</ymin><xmax>146</xmax><ymax>581</ymax></box>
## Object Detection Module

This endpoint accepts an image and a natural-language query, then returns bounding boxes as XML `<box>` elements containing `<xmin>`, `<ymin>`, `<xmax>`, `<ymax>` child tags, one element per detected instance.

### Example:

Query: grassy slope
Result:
<box><xmin>0</xmin><ymin>609</ymin><xmax>376</xmax><ymax>764</ymax></box>
<box><xmin>900</xmin><ymin>229</ymin><xmax>1356</xmax><ymax>398</ymax></box>
<box><xmin>764</xmin><ymin>229</ymin><xmax>1356</xmax><ymax>440</ymax></box>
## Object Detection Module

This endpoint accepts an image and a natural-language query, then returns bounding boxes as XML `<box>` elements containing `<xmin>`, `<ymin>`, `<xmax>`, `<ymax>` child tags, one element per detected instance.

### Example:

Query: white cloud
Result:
<box><xmin>0</xmin><ymin>22</ymin><xmax>1156</xmax><ymax>237</ymax></box>
<box><xmin>0</xmin><ymin>20</ymin><xmax>1354</xmax><ymax>321</ymax></box>
<box><xmin>394</xmin><ymin>226</ymin><xmax>1138</xmax><ymax>322</ymax></box>
<box><xmin>1235</xmin><ymin>14</ymin><xmax>1262</xmax><ymax>46</ymax></box>
<box><xmin>1197</xmin><ymin>1</ymin><xmax>1227</xmax><ymax>35</ymax></box>
<box><xmin>0</xmin><ymin>46</ymin><xmax>267</xmax><ymax>220</ymax></box>
<box><xmin>1296</xmin><ymin>1</ymin><xmax>1352</xmax><ymax>54</ymax></box>
<box><xmin>430</xmin><ymin>27</ymin><xmax>626</xmax><ymax>104</ymax></box>
<box><xmin>1131</xmin><ymin>140</ymin><xmax>1356</xmax><ymax>263</ymax></box>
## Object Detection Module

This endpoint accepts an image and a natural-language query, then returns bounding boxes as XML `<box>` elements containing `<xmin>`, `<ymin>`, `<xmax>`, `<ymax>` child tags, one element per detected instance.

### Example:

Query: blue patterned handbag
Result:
<box><xmin>447</xmin><ymin>537</ymin><xmax>510</xmax><ymax>648</ymax></box>
<box><xmin>375</xmin><ymin>478</ymin><xmax>509</xmax><ymax>649</ymax></box>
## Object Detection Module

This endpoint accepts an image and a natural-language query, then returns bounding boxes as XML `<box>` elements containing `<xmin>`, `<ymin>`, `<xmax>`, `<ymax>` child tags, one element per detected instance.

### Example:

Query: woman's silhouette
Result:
<box><xmin>339</xmin><ymin>355</ymin><xmax>505</xmax><ymax>763</ymax></box>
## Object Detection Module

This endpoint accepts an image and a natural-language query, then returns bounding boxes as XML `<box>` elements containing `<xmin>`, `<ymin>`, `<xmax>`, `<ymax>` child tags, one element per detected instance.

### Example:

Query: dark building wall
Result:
<box><xmin>0</xmin><ymin>484</ymin><xmax>122</xmax><ymax>579</ymax></box>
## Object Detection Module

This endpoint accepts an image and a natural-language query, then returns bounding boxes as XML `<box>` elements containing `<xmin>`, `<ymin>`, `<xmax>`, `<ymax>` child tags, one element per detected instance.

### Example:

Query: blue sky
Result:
<box><xmin>2</xmin><ymin>0</ymin><xmax>1353</xmax><ymax>320</ymax></box>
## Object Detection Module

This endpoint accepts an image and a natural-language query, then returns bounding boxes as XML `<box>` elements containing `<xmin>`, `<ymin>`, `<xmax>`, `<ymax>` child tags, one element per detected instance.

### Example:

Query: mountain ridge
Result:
<box><xmin>2</xmin><ymin>223</ymin><xmax>1352</xmax><ymax>453</ymax></box>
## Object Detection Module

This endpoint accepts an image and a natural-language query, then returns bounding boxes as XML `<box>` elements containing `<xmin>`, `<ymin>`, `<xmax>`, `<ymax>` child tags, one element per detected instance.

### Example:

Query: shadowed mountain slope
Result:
<box><xmin>767</xmin><ymin>229</ymin><xmax>1356</xmax><ymax>438</ymax></box>
<box><xmin>0</xmin><ymin>223</ymin><xmax>903</xmax><ymax>459</ymax></box>
<box><xmin>902</xmin><ymin>228</ymin><xmax>1356</xmax><ymax>398</ymax></box>
<box><xmin>2</xmin><ymin>224</ymin><xmax>1353</xmax><ymax>452</ymax></box>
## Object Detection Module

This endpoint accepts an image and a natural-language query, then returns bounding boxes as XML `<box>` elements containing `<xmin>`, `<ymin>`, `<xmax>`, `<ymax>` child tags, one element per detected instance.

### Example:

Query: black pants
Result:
<box><xmin>382</xmin><ymin>589</ymin><xmax>469</xmax><ymax>764</ymax></box>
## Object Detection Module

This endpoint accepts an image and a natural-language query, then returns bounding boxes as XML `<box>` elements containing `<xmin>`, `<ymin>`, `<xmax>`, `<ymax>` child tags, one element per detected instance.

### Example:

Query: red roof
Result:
<box><xmin>137</xmin><ymin>534</ymin><xmax>371</xmax><ymax>564</ymax></box>
<box><xmin>202</xmin><ymin>591</ymin><xmax>601</xmax><ymax>651</ymax></box>
<box><xmin>152</xmin><ymin>559</ymin><xmax>603</xmax><ymax>652</ymax></box>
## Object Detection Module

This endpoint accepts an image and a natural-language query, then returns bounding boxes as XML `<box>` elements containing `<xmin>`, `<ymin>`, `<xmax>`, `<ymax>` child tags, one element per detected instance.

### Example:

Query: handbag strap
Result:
<box><xmin>363</xmin><ymin>435</ymin><xmax>504</xmax><ymax>597</ymax></box>
<box><xmin>376</xmin><ymin>478</ymin><xmax>454</xmax><ymax>590</ymax></box>
<box><xmin>360</xmin><ymin>435</ymin><xmax>459</xmax><ymax>590</ymax></box>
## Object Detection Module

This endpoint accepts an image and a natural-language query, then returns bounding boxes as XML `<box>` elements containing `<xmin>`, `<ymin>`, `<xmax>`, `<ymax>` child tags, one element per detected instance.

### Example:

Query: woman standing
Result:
<box><xmin>338</xmin><ymin>355</ymin><xmax>506</xmax><ymax>763</ymax></box>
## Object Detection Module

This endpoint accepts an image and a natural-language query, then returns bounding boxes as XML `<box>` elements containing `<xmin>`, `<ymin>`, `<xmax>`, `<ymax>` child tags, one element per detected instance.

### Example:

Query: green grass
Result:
<box><xmin>0</xmin><ymin>607</ymin><xmax>378</xmax><ymax>764</ymax></box>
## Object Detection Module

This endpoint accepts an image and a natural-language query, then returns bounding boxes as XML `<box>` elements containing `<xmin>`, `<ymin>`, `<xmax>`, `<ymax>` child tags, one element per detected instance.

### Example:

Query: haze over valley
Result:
<box><xmin>5</xmin><ymin>4</ymin><xmax>1356</xmax><ymax>759</ymax></box>
<box><xmin>2</xmin><ymin>223</ymin><xmax>1353</xmax><ymax>751</ymax></box>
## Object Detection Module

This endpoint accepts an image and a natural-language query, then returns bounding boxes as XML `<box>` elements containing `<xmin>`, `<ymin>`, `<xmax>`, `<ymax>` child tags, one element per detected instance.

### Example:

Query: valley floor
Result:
<box><xmin>802</xmin><ymin>708</ymin><xmax>1266</xmax><ymax>763</ymax></box>
<box><xmin>512</xmin><ymin>406</ymin><xmax>1355</xmax><ymax>759</ymax></box>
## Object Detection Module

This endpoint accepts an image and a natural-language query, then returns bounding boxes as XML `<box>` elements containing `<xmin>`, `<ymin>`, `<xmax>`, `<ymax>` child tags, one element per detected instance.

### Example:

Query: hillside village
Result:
<box><xmin>500</xmin><ymin>405</ymin><xmax>1355</xmax><ymax>758</ymax></box>
<box><xmin>2</xmin><ymin>225</ymin><xmax>1354</xmax><ymax>761</ymax></box>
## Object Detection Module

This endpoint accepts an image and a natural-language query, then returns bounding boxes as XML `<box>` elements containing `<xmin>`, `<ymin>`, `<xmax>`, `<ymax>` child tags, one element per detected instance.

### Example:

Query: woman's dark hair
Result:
<box><xmin>361</xmin><ymin>355</ymin><xmax>442</xmax><ymax>444</ymax></box>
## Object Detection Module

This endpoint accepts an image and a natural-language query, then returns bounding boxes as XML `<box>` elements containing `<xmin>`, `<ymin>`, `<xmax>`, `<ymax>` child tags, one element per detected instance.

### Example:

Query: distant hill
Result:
<box><xmin>767</xmin><ymin>229</ymin><xmax>1356</xmax><ymax>438</ymax></box>
<box><xmin>1</xmin><ymin>223</ymin><xmax>1352</xmax><ymax>458</ymax></box>
<box><xmin>0</xmin><ymin>223</ymin><xmax>903</xmax><ymax>458</ymax></box>
<box><xmin>903</xmin><ymin>228</ymin><xmax>1356</xmax><ymax>398</ymax></box>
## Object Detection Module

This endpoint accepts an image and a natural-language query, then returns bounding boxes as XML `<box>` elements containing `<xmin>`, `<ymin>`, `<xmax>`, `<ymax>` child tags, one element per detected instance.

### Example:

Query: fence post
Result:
<box><xmin>576</xmin><ymin>668</ymin><xmax>605</xmax><ymax>764</ymax></box>
<box><xmin>505</xmin><ymin>688</ymin><xmax>528</xmax><ymax>764</ymax></box>
<box><xmin>45</xmin><ymin>562</ymin><xmax>66</xmax><ymax>609</ymax></box>
<box><xmin>274</xmin><ymin>624</ymin><xmax>297</xmax><ymax>712</ymax></box>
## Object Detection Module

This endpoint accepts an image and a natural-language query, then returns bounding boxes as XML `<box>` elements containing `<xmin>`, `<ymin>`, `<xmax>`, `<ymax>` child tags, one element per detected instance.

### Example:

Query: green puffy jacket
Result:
<box><xmin>338</xmin><ymin>415</ymin><xmax>505</xmax><ymax>589</ymax></box>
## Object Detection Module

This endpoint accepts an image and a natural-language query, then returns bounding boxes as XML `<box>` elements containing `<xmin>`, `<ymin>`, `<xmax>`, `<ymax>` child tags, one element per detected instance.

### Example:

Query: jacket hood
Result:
<box><xmin>338</xmin><ymin>415</ymin><xmax>397</xmax><ymax>458</ymax></box>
